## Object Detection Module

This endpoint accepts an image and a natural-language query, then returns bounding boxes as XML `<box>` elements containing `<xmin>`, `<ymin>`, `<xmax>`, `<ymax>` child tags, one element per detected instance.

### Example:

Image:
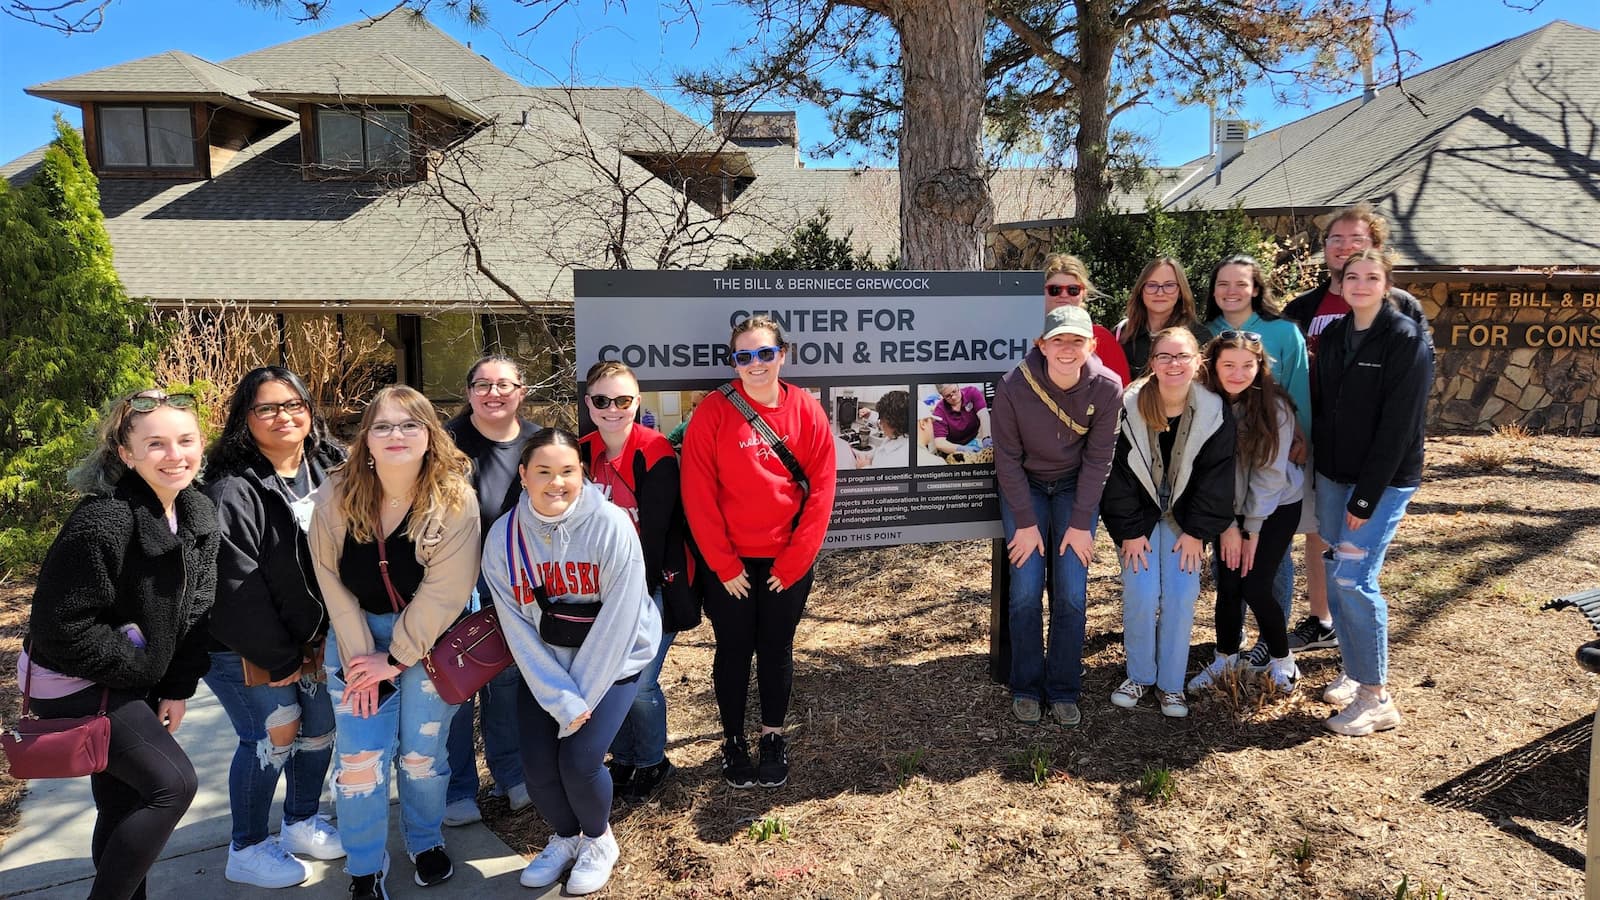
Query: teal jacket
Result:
<box><xmin>1206</xmin><ymin>313</ymin><xmax>1311</xmax><ymax>438</ymax></box>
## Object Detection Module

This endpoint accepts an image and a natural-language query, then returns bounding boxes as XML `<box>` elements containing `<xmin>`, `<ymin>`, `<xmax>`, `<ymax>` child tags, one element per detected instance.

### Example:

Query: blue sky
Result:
<box><xmin>2</xmin><ymin>0</ymin><xmax>1596</xmax><ymax>168</ymax></box>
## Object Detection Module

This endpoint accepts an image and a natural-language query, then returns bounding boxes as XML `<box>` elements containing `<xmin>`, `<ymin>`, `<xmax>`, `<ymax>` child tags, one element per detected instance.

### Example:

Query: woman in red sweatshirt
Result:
<box><xmin>681</xmin><ymin>314</ymin><xmax>837</xmax><ymax>790</ymax></box>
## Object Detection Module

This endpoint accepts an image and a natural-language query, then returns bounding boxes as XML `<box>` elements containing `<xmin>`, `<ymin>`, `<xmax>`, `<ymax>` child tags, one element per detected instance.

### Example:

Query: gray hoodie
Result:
<box><xmin>1231</xmin><ymin>396</ymin><xmax>1305</xmax><ymax>535</ymax></box>
<box><xmin>481</xmin><ymin>482</ymin><xmax>661</xmax><ymax>737</ymax></box>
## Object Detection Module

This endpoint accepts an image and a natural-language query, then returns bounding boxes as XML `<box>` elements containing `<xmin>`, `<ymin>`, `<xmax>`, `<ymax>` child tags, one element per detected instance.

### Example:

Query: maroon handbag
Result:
<box><xmin>377</xmin><ymin>537</ymin><xmax>513</xmax><ymax>706</ymax></box>
<box><xmin>2</xmin><ymin>659</ymin><xmax>111</xmax><ymax>779</ymax></box>
<box><xmin>423</xmin><ymin>606</ymin><xmax>514</xmax><ymax>706</ymax></box>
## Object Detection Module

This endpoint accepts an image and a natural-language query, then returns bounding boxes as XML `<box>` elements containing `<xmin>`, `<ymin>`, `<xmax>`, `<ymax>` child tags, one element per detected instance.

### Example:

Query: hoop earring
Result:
<box><xmin>366</xmin><ymin>457</ymin><xmax>374</xmax><ymax>469</ymax></box>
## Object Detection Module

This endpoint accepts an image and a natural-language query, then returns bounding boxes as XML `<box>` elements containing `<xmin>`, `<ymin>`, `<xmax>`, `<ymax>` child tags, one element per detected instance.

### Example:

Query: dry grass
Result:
<box><xmin>3</xmin><ymin>435</ymin><xmax>1597</xmax><ymax>898</ymax></box>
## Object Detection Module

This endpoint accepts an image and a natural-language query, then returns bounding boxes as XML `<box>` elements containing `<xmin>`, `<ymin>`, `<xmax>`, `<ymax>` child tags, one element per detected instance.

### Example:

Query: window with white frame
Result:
<box><xmin>98</xmin><ymin>105</ymin><xmax>196</xmax><ymax>169</ymax></box>
<box><xmin>315</xmin><ymin>107</ymin><xmax>412</xmax><ymax>172</ymax></box>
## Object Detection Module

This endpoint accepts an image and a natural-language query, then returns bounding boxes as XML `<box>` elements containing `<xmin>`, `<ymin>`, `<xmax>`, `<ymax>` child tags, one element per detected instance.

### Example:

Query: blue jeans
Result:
<box><xmin>1000</xmin><ymin>475</ymin><xmax>1091</xmax><ymax>704</ymax></box>
<box><xmin>610</xmin><ymin>591</ymin><xmax>675</xmax><ymax>767</ymax></box>
<box><xmin>445</xmin><ymin>584</ymin><xmax>527</xmax><ymax>805</ymax></box>
<box><xmin>1315</xmin><ymin>481</ymin><xmax>1416</xmax><ymax>687</ymax></box>
<box><xmin>205</xmin><ymin>650</ymin><xmax>337</xmax><ymax>850</ymax></box>
<box><xmin>326</xmin><ymin>614</ymin><xmax>460</xmax><ymax>877</ymax></box>
<box><xmin>1120</xmin><ymin>523</ymin><xmax>1200</xmax><ymax>693</ymax></box>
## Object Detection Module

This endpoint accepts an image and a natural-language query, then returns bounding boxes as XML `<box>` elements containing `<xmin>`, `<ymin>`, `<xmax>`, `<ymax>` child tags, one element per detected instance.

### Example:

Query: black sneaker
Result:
<box><xmin>623</xmin><ymin>759</ymin><xmax>674</xmax><ymax>802</ymax></box>
<box><xmin>721</xmin><ymin>736</ymin><xmax>757</xmax><ymax>789</ymax></box>
<box><xmin>1238</xmin><ymin>640</ymin><xmax>1272</xmax><ymax>672</ymax></box>
<box><xmin>757</xmin><ymin>732</ymin><xmax>789</xmax><ymax>788</ymax></box>
<box><xmin>1287</xmin><ymin>615</ymin><xmax>1338</xmax><ymax>651</ymax></box>
<box><xmin>349</xmin><ymin>871</ymin><xmax>389</xmax><ymax>900</ymax></box>
<box><xmin>605</xmin><ymin>758</ymin><xmax>636</xmax><ymax>795</ymax></box>
<box><xmin>410</xmin><ymin>846</ymin><xmax>453</xmax><ymax>887</ymax></box>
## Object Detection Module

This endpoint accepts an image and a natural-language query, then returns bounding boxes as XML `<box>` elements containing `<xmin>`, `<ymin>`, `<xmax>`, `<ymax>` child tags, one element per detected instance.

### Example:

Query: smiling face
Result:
<box><xmin>1325</xmin><ymin>217</ymin><xmax>1375</xmax><ymax>277</ymax></box>
<box><xmin>246</xmin><ymin>379</ymin><xmax>311</xmax><ymax>459</ymax></box>
<box><xmin>1340</xmin><ymin>257</ymin><xmax>1389</xmax><ymax>315</ymax></box>
<box><xmin>467</xmin><ymin>360</ymin><xmax>525</xmax><ymax>429</ymax></box>
<box><xmin>1036</xmin><ymin>332</ymin><xmax>1094</xmax><ymax>382</ymax></box>
<box><xmin>733</xmin><ymin>326</ymin><xmax>785</xmax><ymax>394</ymax></box>
<box><xmin>1044</xmin><ymin>272</ymin><xmax>1085</xmax><ymax>311</ymax></box>
<box><xmin>1140</xmin><ymin>263</ymin><xmax>1181</xmax><ymax>324</ymax></box>
<box><xmin>521</xmin><ymin>443</ymin><xmax>583</xmax><ymax>518</ymax></box>
<box><xmin>1150</xmin><ymin>335</ymin><xmax>1200</xmax><ymax>392</ymax></box>
<box><xmin>1213</xmin><ymin>346</ymin><xmax>1260</xmax><ymax>399</ymax></box>
<box><xmin>118</xmin><ymin>405</ymin><xmax>203</xmax><ymax>502</ymax></box>
<box><xmin>1212</xmin><ymin>263</ymin><xmax>1257</xmax><ymax>321</ymax></box>
<box><xmin>365</xmin><ymin>397</ymin><xmax>429</xmax><ymax>471</ymax></box>
<box><xmin>586</xmin><ymin>372</ymin><xmax>639</xmax><ymax>441</ymax></box>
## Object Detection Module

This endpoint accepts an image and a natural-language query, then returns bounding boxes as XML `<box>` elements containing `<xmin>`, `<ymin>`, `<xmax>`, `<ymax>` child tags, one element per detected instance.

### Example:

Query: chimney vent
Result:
<box><xmin>1214</xmin><ymin>118</ymin><xmax>1249</xmax><ymax>168</ymax></box>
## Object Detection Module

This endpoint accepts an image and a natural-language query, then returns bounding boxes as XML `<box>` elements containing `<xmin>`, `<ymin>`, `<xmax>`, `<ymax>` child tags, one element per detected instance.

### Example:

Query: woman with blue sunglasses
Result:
<box><xmin>681</xmin><ymin>314</ymin><xmax>837</xmax><ymax>790</ymax></box>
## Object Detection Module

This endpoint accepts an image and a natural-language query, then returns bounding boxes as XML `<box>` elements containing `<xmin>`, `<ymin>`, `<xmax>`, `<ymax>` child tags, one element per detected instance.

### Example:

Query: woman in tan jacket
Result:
<box><xmin>309</xmin><ymin>385</ymin><xmax>480</xmax><ymax>900</ymax></box>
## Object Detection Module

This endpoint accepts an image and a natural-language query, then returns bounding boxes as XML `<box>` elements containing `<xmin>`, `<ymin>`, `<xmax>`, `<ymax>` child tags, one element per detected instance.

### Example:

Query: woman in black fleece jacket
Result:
<box><xmin>202</xmin><ymin>367</ymin><xmax>348</xmax><ymax>886</ymax></box>
<box><xmin>20</xmin><ymin>390</ymin><xmax>218</xmax><ymax>900</ymax></box>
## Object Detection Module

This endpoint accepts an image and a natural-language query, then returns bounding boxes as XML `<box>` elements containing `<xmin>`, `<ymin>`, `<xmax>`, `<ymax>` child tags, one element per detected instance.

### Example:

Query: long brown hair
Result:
<box><xmin>1202</xmin><ymin>332</ymin><xmax>1297</xmax><ymax>469</ymax></box>
<box><xmin>1123</xmin><ymin>256</ymin><xmax>1199</xmax><ymax>336</ymax></box>
<box><xmin>1133</xmin><ymin>327</ymin><xmax>1202</xmax><ymax>433</ymax></box>
<box><xmin>337</xmin><ymin>385</ymin><xmax>473</xmax><ymax>543</ymax></box>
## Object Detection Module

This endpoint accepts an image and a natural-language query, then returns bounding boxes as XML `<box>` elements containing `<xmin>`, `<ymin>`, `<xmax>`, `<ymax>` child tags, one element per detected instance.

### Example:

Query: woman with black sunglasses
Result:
<box><xmin>1043</xmin><ymin>253</ymin><xmax>1131</xmax><ymax>386</ymax></box>
<box><xmin>19</xmin><ymin>390</ymin><xmax>218</xmax><ymax>900</ymax></box>
<box><xmin>681</xmin><ymin>314</ymin><xmax>837</xmax><ymax>790</ymax></box>
<box><xmin>203</xmin><ymin>367</ymin><xmax>347</xmax><ymax>887</ymax></box>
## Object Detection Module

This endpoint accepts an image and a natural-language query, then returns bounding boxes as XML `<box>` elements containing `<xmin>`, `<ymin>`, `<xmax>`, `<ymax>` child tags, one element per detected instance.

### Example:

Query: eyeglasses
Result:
<box><xmin>1045</xmin><ymin>283</ymin><xmax>1085</xmax><ymax>298</ymax></box>
<box><xmin>369</xmin><ymin>420</ymin><xmax>424</xmax><ymax>438</ymax></box>
<box><xmin>250</xmin><ymin>399</ymin><xmax>308</xmax><ymax>420</ymax></box>
<box><xmin>469</xmin><ymin>380</ymin><xmax>523</xmax><ymax>396</ymax></box>
<box><xmin>587</xmin><ymin>394</ymin><xmax>636</xmax><ymax>410</ymax></box>
<box><xmin>1326</xmin><ymin>235</ymin><xmax>1372</xmax><ymax>248</ymax></box>
<box><xmin>128</xmin><ymin>392</ymin><xmax>197</xmax><ymax>412</ymax></box>
<box><xmin>732</xmin><ymin>346</ymin><xmax>782</xmax><ymax>367</ymax></box>
<box><xmin>1152</xmin><ymin>353</ymin><xmax>1197</xmax><ymax>366</ymax></box>
<box><xmin>1142</xmin><ymin>281</ymin><xmax>1181</xmax><ymax>295</ymax></box>
<box><xmin>1216</xmin><ymin>330</ymin><xmax>1263</xmax><ymax>345</ymax></box>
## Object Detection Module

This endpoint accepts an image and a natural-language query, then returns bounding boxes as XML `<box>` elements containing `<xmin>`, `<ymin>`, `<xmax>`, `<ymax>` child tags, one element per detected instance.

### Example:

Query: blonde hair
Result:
<box><xmin>336</xmin><ymin>385</ymin><xmax>474</xmax><ymax>543</ymax></box>
<box><xmin>1134</xmin><ymin>328</ymin><xmax>1203</xmax><ymax>433</ymax></box>
<box><xmin>1043</xmin><ymin>252</ymin><xmax>1097</xmax><ymax>294</ymax></box>
<box><xmin>68</xmin><ymin>391</ymin><xmax>203</xmax><ymax>496</ymax></box>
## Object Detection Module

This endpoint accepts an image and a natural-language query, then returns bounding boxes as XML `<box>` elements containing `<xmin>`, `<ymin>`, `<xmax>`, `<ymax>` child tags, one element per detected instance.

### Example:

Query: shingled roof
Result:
<box><xmin>25</xmin><ymin>49</ymin><xmax>295</xmax><ymax>120</ymax></box>
<box><xmin>1162</xmin><ymin>20</ymin><xmax>1600</xmax><ymax>269</ymax></box>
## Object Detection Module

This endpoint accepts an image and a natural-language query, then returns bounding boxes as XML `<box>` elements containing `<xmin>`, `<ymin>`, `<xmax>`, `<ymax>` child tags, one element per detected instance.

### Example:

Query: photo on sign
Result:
<box><xmin>827</xmin><ymin>385</ymin><xmax>922</xmax><ymax>471</ymax></box>
<box><xmin>919</xmin><ymin>382</ymin><xmax>994</xmax><ymax>465</ymax></box>
<box><xmin>624</xmin><ymin>389</ymin><xmax>712</xmax><ymax>447</ymax></box>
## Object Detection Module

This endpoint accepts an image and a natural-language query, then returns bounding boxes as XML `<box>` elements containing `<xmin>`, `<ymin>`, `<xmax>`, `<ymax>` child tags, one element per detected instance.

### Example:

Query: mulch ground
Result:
<box><xmin>3</xmin><ymin>433</ymin><xmax>1597</xmax><ymax>898</ymax></box>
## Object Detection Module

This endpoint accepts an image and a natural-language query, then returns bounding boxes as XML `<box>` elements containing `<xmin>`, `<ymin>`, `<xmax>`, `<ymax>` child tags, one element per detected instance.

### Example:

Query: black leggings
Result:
<box><xmin>1212</xmin><ymin>500</ymin><xmax>1302</xmax><ymax>658</ymax></box>
<box><xmin>30</xmin><ymin>686</ymin><xmax>198</xmax><ymax>900</ymax></box>
<box><xmin>701</xmin><ymin>558</ymin><xmax>814</xmax><ymax>738</ymax></box>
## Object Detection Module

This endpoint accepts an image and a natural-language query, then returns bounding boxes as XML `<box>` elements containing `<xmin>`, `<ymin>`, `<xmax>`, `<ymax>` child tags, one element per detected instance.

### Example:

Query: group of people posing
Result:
<box><xmin>995</xmin><ymin>202</ymin><xmax>1432</xmax><ymax>742</ymax></box>
<box><xmin>19</xmin><ymin>311</ymin><xmax>836</xmax><ymax>900</ymax></box>
<box><xmin>17</xmin><ymin>201</ymin><xmax>1427</xmax><ymax>900</ymax></box>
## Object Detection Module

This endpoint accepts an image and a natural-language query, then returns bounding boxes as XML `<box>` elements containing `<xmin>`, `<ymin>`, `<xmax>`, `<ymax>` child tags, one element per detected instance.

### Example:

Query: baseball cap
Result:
<box><xmin>1040</xmin><ymin>304</ymin><xmax>1094</xmax><ymax>340</ymax></box>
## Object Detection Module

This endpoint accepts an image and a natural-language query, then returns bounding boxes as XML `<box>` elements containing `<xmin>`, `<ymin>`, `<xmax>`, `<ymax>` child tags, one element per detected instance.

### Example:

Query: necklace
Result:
<box><xmin>276</xmin><ymin>460</ymin><xmax>310</xmax><ymax>502</ymax></box>
<box><xmin>387</xmin><ymin>494</ymin><xmax>411</xmax><ymax>509</ymax></box>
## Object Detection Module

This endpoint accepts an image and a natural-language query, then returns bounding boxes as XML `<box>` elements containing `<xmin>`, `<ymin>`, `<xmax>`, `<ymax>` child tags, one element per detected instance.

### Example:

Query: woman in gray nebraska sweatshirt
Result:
<box><xmin>480</xmin><ymin>428</ymin><xmax>660</xmax><ymax>895</ymax></box>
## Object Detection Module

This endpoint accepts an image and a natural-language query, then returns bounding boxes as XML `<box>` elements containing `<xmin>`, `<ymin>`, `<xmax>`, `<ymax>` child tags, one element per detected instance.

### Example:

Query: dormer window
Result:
<box><xmin>97</xmin><ymin>104</ymin><xmax>197</xmax><ymax>170</ymax></box>
<box><xmin>314</xmin><ymin>106</ymin><xmax>412</xmax><ymax>172</ymax></box>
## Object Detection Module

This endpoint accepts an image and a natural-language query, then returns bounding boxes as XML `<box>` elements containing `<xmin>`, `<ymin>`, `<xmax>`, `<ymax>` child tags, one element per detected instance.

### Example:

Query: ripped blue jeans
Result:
<box><xmin>326</xmin><ymin>614</ymin><xmax>460</xmax><ymax>877</ymax></box>
<box><xmin>1314</xmin><ymin>482</ymin><xmax>1416</xmax><ymax>687</ymax></box>
<box><xmin>206</xmin><ymin>649</ymin><xmax>337</xmax><ymax>850</ymax></box>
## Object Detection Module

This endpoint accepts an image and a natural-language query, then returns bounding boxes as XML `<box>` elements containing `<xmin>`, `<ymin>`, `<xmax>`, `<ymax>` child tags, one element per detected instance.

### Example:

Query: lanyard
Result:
<box><xmin>506</xmin><ymin>506</ymin><xmax>539</xmax><ymax>606</ymax></box>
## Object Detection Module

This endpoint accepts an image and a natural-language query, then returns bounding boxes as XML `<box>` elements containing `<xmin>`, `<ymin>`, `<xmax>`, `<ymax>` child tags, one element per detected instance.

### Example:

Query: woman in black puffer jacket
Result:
<box><xmin>20</xmin><ymin>389</ymin><xmax>219</xmax><ymax>900</ymax></box>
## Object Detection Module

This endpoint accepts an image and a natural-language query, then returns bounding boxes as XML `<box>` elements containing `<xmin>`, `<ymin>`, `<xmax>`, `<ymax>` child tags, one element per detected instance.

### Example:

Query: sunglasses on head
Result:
<box><xmin>587</xmin><ymin>394</ymin><xmax>636</xmax><ymax>410</ymax></box>
<box><xmin>1045</xmin><ymin>283</ymin><xmax>1085</xmax><ymax>298</ymax></box>
<box><xmin>1217</xmin><ymin>330</ymin><xmax>1264</xmax><ymax>345</ymax></box>
<box><xmin>128</xmin><ymin>392</ymin><xmax>197</xmax><ymax>413</ymax></box>
<box><xmin>732</xmin><ymin>345</ymin><xmax>782</xmax><ymax>367</ymax></box>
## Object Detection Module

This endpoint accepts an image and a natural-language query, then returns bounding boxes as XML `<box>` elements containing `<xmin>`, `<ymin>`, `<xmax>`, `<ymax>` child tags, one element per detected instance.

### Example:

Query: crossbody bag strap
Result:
<box><xmin>375</xmin><ymin>532</ymin><xmax>406</xmax><ymax>614</ymax></box>
<box><xmin>18</xmin><ymin>649</ymin><xmax>107</xmax><ymax>718</ymax></box>
<box><xmin>718</xmin><ymin>383</ymin><xmax>809</xmax><ymax>496</ymax></box>
<box><xmin>1018</xmin><ymin>360</ymin><xmax>1093</xmax><ymax>437</ymax></box>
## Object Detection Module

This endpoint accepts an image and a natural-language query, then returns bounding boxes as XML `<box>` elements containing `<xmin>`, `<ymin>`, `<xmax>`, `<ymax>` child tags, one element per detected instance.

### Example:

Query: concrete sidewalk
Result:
<box><xmin>0</xmin><ymin>684</ymin><xmax>546</xmax><ymax>898</ymax></box>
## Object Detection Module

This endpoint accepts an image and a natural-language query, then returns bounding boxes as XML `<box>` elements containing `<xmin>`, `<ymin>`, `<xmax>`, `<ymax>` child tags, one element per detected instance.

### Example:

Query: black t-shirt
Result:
<box><xmin>446</xmin><ymin>414</ymin><xmax>540</xmax><ymax>541</ymax></box>
<box><xmin>338</xmin><ymin>513</ymin><xmax>425</xmax><ymax>615</ymax></box>
<box><xmin>1157</xmin><ymin>414</ymin><xmax>1182</xmax><ymax>470</ymax></box>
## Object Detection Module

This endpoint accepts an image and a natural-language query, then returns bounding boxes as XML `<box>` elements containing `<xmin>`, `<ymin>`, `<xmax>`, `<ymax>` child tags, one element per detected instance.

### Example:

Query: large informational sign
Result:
<box><xmin>574</xmin><ymin>270</ymin><xmax>1041</xmax><ymax>548</ymax></box>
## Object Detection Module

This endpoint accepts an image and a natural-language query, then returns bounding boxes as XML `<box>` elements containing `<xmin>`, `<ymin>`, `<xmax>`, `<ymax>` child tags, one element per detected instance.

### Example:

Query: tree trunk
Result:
<box><xmin>1072</xmin><ymin>0</ymin><xmax>1115</xmax><ymax>218</ymax></box>
<box><xmin>896</xmin><ymin>0</ymin><xmax>993</xmax><ymax>270</ymax></box>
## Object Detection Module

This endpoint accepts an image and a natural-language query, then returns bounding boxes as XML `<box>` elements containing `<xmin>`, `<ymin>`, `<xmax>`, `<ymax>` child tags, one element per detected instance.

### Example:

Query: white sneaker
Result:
<box><xmin>279</xmin><ymin>814</ymin><xmax>345</xmax><ymax>860</ymax></box>
<box><xmin>1158</xmin><ymin>690</ymin><xmax>1189</xmax><ymax>718</ymax></box>
<box><xmin>1110</xmin><ymin>678</ymin><xmax>1148</xmax><ymax>709</ymax></box>
<box><xmin>1267</xmin><ymin>656</ymin><xmax>1299</xmax><ymax>693</ymax></box>
<box><xmin>1322</xmin><ymin>672</ymin><xmax>1361</xmax><ymax>708</ymax></box>
<box><xmin>565</xmin><ymin>830</ymin><xmax>620</xmax><ymax>895</ymax></box>
<box><xmin>1186</xmin><ymin>653</ymin><xmax>1237</xmax><ymax>693</ymax></box>
<box><xmin>442</xmin><ymin>797</ymin><xmax>482</xmax><ymax>827</ymax></box>
<box><xmin>519</xmin><ymin>833</ymin><xmax>583</xmax><ymax>888</ymax></box>
<box><xmin>1324</xmin><ymin>692</ymin><xmax>1401</xmax><ymax>736</ymax></box>
<box><xmin>225</xmin><ymin>837</ymin><xmax>310</xmax><ymax>888</ymax></box>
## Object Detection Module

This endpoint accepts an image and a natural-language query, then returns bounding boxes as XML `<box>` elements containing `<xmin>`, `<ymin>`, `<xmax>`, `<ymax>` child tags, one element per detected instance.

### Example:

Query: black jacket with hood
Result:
<box><xmin>1100</xmin><ymin>381</ymin><xmax>1237</xmax><ymax>545</ymax></box>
